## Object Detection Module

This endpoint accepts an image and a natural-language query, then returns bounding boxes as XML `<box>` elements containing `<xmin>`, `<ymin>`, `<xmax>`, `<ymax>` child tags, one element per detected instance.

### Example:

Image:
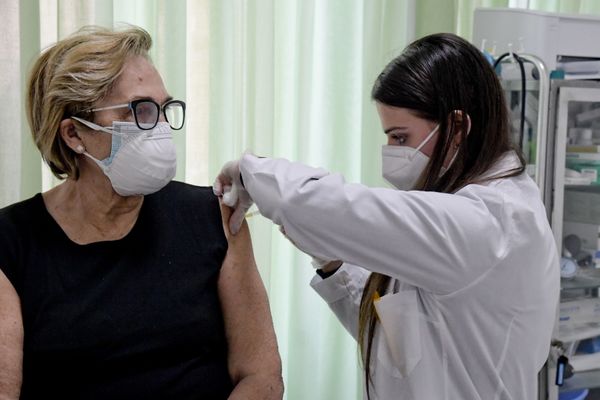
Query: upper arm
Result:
<box><xmin>216</xmin><ymin>204</ymin><xmax>282</xmax><ymax>386</ymax></box>
<box><xmin>0</xmin><ymin>268</ymin><xmax>23</xmax><ymax>399</ymax></box>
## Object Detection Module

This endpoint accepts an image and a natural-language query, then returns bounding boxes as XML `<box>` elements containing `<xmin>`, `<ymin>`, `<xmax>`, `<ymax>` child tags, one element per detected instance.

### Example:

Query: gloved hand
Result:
<box><xmin>279</xmin><ymin>226</ymin><xmax>332</xmax><ymax>269</ymax></box>
<box><xmin>213</xmin><ymin>159</ymin><xmax>254</xmax><ymax>235</ymax></box>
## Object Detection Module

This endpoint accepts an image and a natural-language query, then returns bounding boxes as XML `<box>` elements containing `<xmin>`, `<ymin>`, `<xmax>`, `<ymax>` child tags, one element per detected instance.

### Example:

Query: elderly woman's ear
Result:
<box><xmin>59</xmin><ymin>119</ymin><xmax>86</xmax><ymax>154</ymax></box>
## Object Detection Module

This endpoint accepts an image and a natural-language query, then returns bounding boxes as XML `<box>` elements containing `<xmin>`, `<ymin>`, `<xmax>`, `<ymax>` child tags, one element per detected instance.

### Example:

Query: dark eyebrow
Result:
<box><xmin>384</xmin><ymin>127</ymin><xmax>409</xmax><ymax>134</ymax></box>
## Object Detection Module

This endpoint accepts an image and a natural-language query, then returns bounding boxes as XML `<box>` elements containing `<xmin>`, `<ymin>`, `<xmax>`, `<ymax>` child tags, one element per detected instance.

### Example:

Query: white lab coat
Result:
<box><xmin>239</xmin><ymin>152</ymin><xmax>559</xmax><ymax>400</ymax></box>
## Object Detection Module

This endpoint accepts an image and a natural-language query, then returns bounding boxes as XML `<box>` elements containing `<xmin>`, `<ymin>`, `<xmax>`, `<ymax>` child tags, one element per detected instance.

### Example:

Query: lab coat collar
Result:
<box><xmin>478</xmin><ymin>151</ymin><xmax>523</xmax><ymax>183</ymax></box>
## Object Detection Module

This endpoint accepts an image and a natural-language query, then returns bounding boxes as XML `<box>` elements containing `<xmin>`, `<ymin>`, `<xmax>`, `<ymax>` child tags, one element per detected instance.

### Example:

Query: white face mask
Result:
<box><xmin>71</xmin><ymin>117</ymin><xmax>177</xmax><ymax>196</ymax></box>
<box><xmin>381</xmin><ymin>124</ymin><xmax>440</xmax><ymax>190</ymax></box>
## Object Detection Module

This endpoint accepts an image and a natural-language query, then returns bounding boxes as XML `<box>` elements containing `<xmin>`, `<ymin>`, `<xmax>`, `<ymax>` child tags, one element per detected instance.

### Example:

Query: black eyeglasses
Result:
<box><xmin>91</xmin><ymin>99</ymin><xmax>186</xmax><ymax>130</ymax></box>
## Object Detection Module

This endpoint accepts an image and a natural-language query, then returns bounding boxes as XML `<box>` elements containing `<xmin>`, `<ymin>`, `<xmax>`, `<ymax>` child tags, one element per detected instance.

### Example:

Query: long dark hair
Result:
<box><xmin>358</xmin><ymin>32</ymin><xmax>525</xmax><ymax>398</ymax></box>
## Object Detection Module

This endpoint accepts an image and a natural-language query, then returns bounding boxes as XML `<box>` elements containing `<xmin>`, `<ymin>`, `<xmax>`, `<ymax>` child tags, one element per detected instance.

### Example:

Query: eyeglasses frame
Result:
<box><xmin>90</xmin><ymin>99</ymin><xmax>186</xmax><ymax>131</ymax></box>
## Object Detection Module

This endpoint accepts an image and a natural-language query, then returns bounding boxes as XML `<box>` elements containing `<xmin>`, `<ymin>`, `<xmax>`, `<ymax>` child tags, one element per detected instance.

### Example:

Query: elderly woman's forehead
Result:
<box><xmin>107</xmin><ymin>56</ymin><xmax>166</xmax><ymax>101</ymax></box>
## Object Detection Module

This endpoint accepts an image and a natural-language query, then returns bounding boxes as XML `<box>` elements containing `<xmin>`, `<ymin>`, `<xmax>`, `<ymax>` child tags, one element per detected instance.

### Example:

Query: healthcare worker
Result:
<box><xmin>213</xmin><ymin>33</ymin><xmax>559</xmax><ymax>400</ymax></box>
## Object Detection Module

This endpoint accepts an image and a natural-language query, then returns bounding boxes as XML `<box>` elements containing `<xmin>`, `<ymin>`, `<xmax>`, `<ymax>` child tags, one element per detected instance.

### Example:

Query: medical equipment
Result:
<box><xmin>560</xmin><ymin>257</ymin><xmax>578</xmax><ymax>280</ymax></box>
<box><xmin>564</xmin><ymin>168</ymin><xmax>594</xmax><ymax>186</ymax></box>
<box><xmin>558</xmin><ymin>388</ymin><xmax>588</xmax><ymax>400</ymax></box>
<box><xmin>564</xmin><ymin>188</ymin><xmax>600</xmax><ymax>225</ymax></box>
<box><xmin>494</xmin><ymin>53</ymin><xmax>527</xmax><ymax>150</ymax></box>
<box><xmin>563</xmin><ymin>223</ymin><xmax>600</xmax><ymax>260</ymax></box>
<box><xmin>560</xmin><ymin>298</ymin><xmax>600</xmax><ymax>330</ymax></box>
<box><xmin>474</xmin><ymin>8</ymin><xmax>600</xmax><ymax>76</ymax></box>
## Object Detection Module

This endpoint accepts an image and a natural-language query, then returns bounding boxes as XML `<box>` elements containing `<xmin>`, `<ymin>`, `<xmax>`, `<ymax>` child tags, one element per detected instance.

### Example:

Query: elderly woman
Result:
<box><xmin>0</xmin><ymin>26</ymin><xmax>283</xmax><ymax>399</ymax></box>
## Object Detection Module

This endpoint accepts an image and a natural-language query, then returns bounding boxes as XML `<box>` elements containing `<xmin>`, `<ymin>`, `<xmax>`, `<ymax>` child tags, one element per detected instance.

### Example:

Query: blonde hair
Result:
<box><xmin>26</xmin><ymin>25</ymin><xmax>152</xmax><ymax>179</ymax></box>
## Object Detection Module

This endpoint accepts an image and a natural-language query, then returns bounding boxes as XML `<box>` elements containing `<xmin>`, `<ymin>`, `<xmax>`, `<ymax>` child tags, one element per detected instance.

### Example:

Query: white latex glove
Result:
<box><xmin>278</xmin><ymin>226</ymin><xmax>330</xmax><ymax>269</ymax></box>
<box><xmin>213</xmin><ymin>159</ymin><xmax>254</xmax><ymax>235</ymax></box>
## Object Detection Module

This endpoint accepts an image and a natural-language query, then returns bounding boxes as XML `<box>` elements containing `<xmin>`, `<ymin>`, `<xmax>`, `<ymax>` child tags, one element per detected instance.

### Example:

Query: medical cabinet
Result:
<box><xmin>473</xmin><ymin>8</ymin><xmax>600</xmax><ymax>400</ymax></box>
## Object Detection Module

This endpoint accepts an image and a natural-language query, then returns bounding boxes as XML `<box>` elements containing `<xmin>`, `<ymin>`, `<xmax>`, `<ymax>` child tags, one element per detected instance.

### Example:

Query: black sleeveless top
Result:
<box><xmin>0</xmin><ymin>181</ymin><xmax>233</xmax><ymax>399</ymax></box>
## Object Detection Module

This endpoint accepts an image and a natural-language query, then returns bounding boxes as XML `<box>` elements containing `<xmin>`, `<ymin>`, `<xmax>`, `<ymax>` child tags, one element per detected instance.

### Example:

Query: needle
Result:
<box><xmin>245</xmin><ymin>210</ymin><xmax>260</xmax><ymax>219</ymax></box>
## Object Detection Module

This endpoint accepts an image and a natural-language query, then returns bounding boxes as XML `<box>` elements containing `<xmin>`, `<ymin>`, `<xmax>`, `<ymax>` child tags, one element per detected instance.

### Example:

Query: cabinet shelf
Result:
<box><xmin>565</xmin><ymin>184</ymin><xmax>600</xmax><ymax>191</ymax></box>
<box><xmin>559</xmin><ymin>322</ymin><xmax>600</xmax><ymax>343</ymax></box>
<box><xmin>560</xmin><ymin>369</ymin><xmax>600</xmax><ymax>392</ymax></box>
<box><xmin>562</xmin><ymin>269</ymin><xmax>600</xmax><ymax>291</ymax></box>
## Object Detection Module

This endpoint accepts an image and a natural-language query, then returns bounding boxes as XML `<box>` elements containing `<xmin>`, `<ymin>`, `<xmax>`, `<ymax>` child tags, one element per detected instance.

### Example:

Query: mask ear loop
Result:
<box><xmin>71</xmin><ymin>116</ymin><xmax>113</xmax><ymax>134</ymax></box>
<box><xmin>444</xmin><ymin>112</ymin><xmax>472</xmax><ymax>172</ymax></box>
<box><xmin>71</xmin><ymin>118</ymin><xmax>118</xmax><ymax>167</ymax></box>
<box><xmin>463</xmin><ymin>113</ymin><xmax>472</xmax><ymax>137</ymax></box>
<box><xmin>453</xmin><ymin>112</ymin><xmax>472</xmax><ymax>150</ymax></box>
<box><xmin>410</xmin><ymin>124</ymin><xmax>440</xmax><ymax>159</ymax></box>
<box><xmin>71</xmin><ymin>116</ymin><xmax>127</xmax><ymax>137</ymax></box>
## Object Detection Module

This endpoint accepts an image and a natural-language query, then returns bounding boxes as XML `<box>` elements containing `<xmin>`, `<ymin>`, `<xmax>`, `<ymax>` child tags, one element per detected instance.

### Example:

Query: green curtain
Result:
<box><xmin>0</xmin><ymin>0</ymin><xmax>41</xmax><ymax>207</ymax></box>
<box><xmin>3</xmin><ymin>1</ymin><xmax>600</xmax><ymax>399</ymax></box>
<box><xmin>208</xmin><ymin>1</ymin><xmax>410</xmax><ymax>398</ymax></box>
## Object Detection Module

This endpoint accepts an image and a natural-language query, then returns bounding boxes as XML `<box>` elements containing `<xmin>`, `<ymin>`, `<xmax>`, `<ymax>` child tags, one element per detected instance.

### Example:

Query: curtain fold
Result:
<box><xmin>185</xmin><ymin>0</ymin><xmax>210</xmax><ymax>185</ymax></box>
<box><xmin>0</xmin><ymin>0</ymin><xmax>24</xmax><ymax>207</ymax></box>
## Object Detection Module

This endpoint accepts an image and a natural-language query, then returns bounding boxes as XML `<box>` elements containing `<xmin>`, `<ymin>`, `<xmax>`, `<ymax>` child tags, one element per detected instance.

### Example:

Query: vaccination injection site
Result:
<box><xmin>6</xmin><ymin>1</ymin><xmax>600</xmax><ymax>399</ymax></box>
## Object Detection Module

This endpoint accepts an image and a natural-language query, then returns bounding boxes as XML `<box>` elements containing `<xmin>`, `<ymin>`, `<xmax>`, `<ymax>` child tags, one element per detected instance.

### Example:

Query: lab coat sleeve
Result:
<box><xmin>240</xmin><ymin>155</ymin><xmax>510</xmax><ymax>295</ymax></box>
<box><xmin>310</xmin><ymin>263</ymin><xmax>371</xmax><ymax>341</ymax></box>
